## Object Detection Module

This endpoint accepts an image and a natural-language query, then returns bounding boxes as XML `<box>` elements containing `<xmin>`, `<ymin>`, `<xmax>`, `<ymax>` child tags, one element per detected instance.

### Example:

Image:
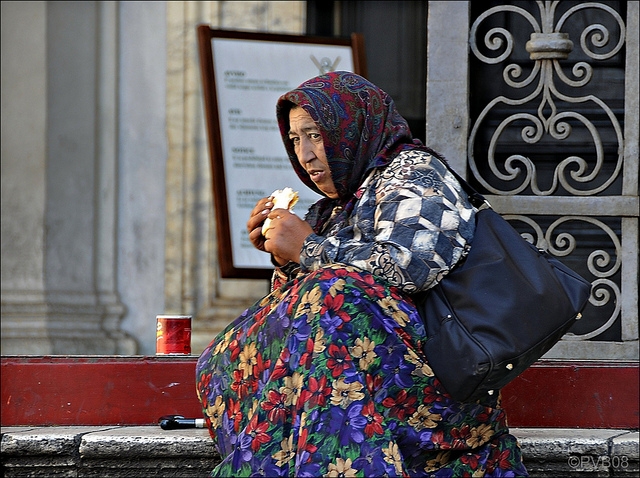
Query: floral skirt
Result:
<box><xmin>196</xmin><ymin>265</ymin><xmax>528</xmax><ymax>477</ymax></box>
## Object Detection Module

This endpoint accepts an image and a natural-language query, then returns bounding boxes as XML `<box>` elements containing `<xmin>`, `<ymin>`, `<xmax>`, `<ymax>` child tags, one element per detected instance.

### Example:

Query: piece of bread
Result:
<box><xmin>261</xmin><ymin>187</ymin><xmax>299</xmax><ymax>235</ymax></box>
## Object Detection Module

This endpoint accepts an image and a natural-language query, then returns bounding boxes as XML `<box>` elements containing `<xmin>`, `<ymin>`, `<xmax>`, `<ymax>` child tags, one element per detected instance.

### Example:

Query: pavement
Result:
<box><xmin>1</xmin><ymin>425</ymin><xmax>638</xmax><ymax>477</ymax></box>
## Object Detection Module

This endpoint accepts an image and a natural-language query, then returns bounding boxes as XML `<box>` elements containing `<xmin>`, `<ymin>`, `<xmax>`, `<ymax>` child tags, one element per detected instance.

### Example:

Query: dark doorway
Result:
<box><xmin>307</xmin><ymin>1</ymin><xmax>427</xmax><ymax>143</ymax></box>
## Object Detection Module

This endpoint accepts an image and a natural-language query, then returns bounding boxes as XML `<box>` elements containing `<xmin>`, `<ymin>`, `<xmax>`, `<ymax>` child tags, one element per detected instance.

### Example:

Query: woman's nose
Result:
<box><xmin>298</xmin><ymin>138</ymin><xmax>316</xmax><ymax>163</ymax></box>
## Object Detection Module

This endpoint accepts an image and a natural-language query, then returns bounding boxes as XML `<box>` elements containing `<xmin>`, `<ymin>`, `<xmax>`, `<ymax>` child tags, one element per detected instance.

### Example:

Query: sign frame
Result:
<box><xmin>197</xmin><ymin>26</ymin><xmax>367</xmax><ymax>278</ymax></box>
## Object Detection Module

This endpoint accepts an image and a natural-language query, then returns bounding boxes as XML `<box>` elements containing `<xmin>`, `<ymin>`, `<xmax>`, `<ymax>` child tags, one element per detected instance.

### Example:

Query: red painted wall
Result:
<box><xmin>1</xmin><ymin>356</ymin><xmax>638</xmax><ymax>428</ymax></box>
<box><xmin>1</xmin><ymin>356</ymin><xmax>201</xmax><ymax>426</ymax></box>
<box><xmin>501</xmin><ymin>360</ymin><xmax>639</xmax><ymax>428</ymax></box>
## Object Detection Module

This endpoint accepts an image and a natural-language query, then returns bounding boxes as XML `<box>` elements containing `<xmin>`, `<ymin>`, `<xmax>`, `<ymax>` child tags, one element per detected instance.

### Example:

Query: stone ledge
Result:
<box><xmin>1</xmin><ymin>426</ymin><xmax>638</xmax><ymax>477</ymax></box>
<box><xmin>511</xmin><ymin>428</ymin><xmax>639</xmax><ymax>477</ymax></box>
<box><xmin>1</xmin><ymin>426</ymin><xmax>220</xmax><ymax>477</ymax></box>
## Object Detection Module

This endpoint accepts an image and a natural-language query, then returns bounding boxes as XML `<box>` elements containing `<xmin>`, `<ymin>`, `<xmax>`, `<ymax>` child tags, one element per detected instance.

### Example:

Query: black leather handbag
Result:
<box><xmin>413</xmin><ymin>166</ymin><xmax>592</xmax><ymax>403</ymax></box>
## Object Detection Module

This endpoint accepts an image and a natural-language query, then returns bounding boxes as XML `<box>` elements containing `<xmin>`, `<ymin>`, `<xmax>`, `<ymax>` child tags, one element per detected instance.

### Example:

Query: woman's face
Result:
<box><xmin>288</xmin><ymin>107</ymin><xmax>338</xmax><ymax>199</ymax></box>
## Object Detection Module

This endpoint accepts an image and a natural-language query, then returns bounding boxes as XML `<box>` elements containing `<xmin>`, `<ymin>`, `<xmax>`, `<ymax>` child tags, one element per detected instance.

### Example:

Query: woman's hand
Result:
<box><xmin>247</xmin><ymin>197</ymin><xmax>273</xmax><ymax>253</ymax></box>
<box><xmin>263</xmin><ymin>209</ymin><xmax>313</xmax><ymax>265</ymax></box>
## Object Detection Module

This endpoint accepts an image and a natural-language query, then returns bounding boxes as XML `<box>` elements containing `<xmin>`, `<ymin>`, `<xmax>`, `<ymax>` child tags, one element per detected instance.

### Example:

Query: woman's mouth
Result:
<box><xmin>308</xmin><ymin>170</ymin><xmax>324</xmax><ymax>182</ymax></box>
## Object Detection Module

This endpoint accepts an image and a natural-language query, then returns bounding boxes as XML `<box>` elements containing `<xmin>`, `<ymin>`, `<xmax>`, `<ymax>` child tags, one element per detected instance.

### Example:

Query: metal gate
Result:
<box><xmin>426</xmin><ymin>0</ymin><xmax>638</xmax><ymax>360</ymax></box>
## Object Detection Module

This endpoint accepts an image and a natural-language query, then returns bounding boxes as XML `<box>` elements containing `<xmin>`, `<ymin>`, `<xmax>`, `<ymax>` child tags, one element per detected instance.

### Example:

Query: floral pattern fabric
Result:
<box><xmin>196</xmin><ymin>265</ymin><xmax>528</xmax><ymax>477</ymax></box>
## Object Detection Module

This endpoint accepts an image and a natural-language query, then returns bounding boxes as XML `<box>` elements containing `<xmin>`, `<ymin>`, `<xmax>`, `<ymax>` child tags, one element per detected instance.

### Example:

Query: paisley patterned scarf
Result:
<box><xmin>276</xmin><ymin>71</ymin><xmax>433</xmax><ymax>233</ymax></box>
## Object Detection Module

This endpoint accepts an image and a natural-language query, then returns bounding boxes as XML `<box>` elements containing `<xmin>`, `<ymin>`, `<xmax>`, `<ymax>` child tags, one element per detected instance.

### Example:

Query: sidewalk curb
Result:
<box><xmin>2</xmin><ymin>426</ymin><xmax>638</xmax><ymax>476</ymax></box>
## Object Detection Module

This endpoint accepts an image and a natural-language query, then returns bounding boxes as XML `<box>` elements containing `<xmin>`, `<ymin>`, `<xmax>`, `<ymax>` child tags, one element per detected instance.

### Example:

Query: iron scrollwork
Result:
<box><xmin>468</xmin><ymin>1</ymin><xmax>626</xmax><ymax>196</ymax></box>
<box><xmin>504</xmin><ymin>215</ymin><xmax>621</xmax><ymax>340</ymax></box>
<box><xmin>469</xmin><ymin>1</ymin><xmax>628</xmax><ymax>342</ymax></box>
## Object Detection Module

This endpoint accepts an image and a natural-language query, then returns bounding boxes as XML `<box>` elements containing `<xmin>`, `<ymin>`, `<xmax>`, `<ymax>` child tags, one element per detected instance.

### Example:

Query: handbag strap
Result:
<box><xmin>438</xmin><ymin>158</ymin><xmax>490</xmax><ymax>210</ymax></box>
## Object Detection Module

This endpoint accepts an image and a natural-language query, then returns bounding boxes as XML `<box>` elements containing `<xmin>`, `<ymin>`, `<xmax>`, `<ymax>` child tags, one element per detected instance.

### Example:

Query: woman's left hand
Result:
<box><xmin>263</xmin><ymin>209</ymin><xmax>313</xmax><ymax>265</ymax></box>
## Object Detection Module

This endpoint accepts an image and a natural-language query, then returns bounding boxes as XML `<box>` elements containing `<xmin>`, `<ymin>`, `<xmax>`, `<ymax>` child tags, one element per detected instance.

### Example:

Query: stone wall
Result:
<box><xmin>0</xmin><ymin>1</ymin><xmax>305</xmax><ymax>356</ymax></box>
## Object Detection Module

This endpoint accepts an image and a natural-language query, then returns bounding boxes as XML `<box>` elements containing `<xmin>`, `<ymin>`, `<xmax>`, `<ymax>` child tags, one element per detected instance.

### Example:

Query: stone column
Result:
<box><xmin>116</xmin><ymin>1</ymin><xmax>169</xmax><ymax>355</ymax></box>
<box><xmin>1</xmin><ymin>1</ymin><xmax>49</xmax><ymax>353</ymax></box>
<box><xmin>1</xmin><ymin>1</ymin><xmax>135</xmax><ymax>354</ymax></box>
<box><xmin>425</xmin><ymin>1</ymin><xmax>470</xmax><ymax>177</ymax></box>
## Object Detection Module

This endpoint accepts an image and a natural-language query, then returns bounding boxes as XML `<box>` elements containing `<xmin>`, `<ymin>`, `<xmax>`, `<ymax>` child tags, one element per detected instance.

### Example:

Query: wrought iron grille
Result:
<box><xmin>467</xmin><ymin>1</ymin><xmax>637</xmax><ymax>358</ymax></box>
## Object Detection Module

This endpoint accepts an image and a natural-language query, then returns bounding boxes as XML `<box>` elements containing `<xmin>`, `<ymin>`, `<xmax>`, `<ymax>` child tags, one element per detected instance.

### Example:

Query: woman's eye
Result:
<box><xmin>290</xmin><ymin>136</ymin><xmax>300</xmax><ymax>144</ymax></box>
<box><xmin>309</xmin><ymin>133</ymin><xmax>321</xmax><ymax>141</ymax></box>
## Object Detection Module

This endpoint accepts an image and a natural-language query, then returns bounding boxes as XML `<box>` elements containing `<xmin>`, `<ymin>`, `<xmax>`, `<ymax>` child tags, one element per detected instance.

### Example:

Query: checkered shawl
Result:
<box><xmin>275</xmin><ymin>71</ymin><xmax>475</xmax><ymax>292</ymax></box>
<box><xmin>299</xmin><ymin>149</ymin><xmax>475</xmax><ymax>293</ymax></box>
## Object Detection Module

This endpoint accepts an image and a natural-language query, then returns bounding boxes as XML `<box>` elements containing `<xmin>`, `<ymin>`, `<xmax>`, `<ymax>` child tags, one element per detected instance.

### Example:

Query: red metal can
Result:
<box><xmin>156</xmin><ymin>315</ymin><xmax>192</xmax><ymax>355</ymax></box>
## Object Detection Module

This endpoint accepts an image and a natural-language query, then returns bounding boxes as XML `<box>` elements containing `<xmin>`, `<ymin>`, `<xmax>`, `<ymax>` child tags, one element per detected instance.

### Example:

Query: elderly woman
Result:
<box><xmin>196</xmin><ymin>71</ymin><xmax>527</xmax><ymax>477</ymax></box>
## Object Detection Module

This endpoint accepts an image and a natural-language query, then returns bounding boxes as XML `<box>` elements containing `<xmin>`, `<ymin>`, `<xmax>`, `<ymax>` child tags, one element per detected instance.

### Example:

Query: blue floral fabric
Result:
<box><xmin>196</xmin><ymin>265</ymin><xmax>528</xmax><ymax>476</ymax></box>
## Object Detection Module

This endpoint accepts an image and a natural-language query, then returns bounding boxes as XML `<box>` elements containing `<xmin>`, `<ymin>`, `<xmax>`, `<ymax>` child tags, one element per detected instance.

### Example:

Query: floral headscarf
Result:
<box><xmin>276</xmin><ymin>71</ymin><xmax>430</xmax><ymax>232</ymax></box>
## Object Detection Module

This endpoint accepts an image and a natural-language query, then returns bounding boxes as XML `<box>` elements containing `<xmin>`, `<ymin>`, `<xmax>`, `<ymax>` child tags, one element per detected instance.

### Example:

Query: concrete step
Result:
<box><xmin>2</xmin><ymin>426</ymin><xmax>638</xmax><ymax>477</ymax></box>
<box><xmin>1</xmin><ymin>426</ymin><xmax>218</xmax><ymax>477</ymax></box>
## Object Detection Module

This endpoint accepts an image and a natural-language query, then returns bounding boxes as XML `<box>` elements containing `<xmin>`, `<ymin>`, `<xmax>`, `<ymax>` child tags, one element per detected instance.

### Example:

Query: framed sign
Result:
<box><xmin>197</xmin><ymin>26</ymin><xmax>367</xmax><ymax>278</ymax></box>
